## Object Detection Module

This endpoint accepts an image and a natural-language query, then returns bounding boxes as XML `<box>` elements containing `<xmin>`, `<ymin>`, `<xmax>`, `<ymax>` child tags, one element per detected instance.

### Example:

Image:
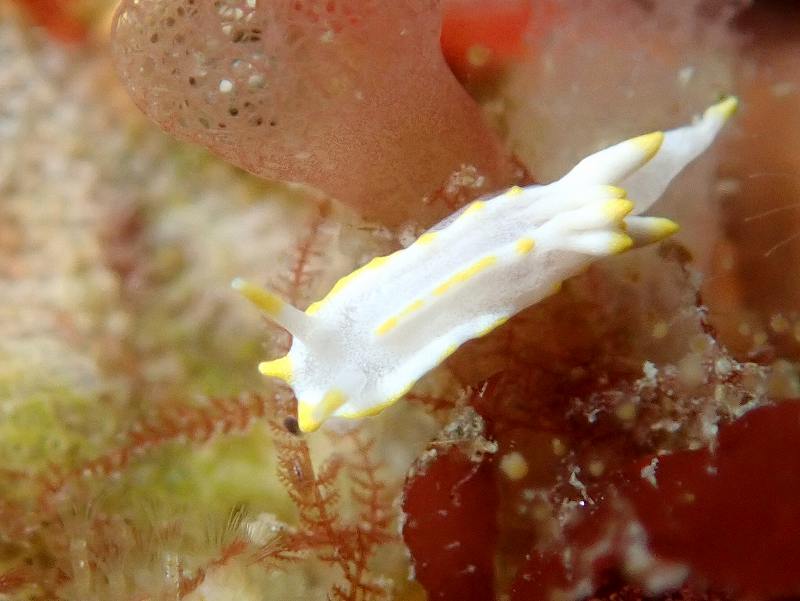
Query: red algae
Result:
<box><xmin>628</xmin><ymin>400</ymin><xmax>800</xmax><ymax>599</ymax></box>
<box><xmin>402</xmin><ymin>447</ymin><xmax>496</xmax><ymax>600</ymax></box>
<box><xmin>403</xmin><ymin>240</ymin><xmax>779</xmax><ymax>600</ymax></box>
<box><xmin>587</xmin><ymin>584</ymin><xmax>734</xmax><ymax>601</ymax></box>
<box><xmin>402</xmin><ymin>408</ymin><xmax>498</xmax><ymax>601</ymax></box>
<box><xmin>510</xmin><ymin>400</ymin><xmax>800</xmax><ymax>601</ymax></box>
<box><xmin>110</xmin><ymin>0</ymin><xmax>520</xmax><ymax>227</ymax></box>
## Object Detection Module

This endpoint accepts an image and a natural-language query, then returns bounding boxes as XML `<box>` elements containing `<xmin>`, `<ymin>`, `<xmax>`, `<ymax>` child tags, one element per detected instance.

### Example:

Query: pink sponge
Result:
<box><xmin>111</xmin><ymin>0</ymin><xmax>518</xmax><ymax>226</ymax></box>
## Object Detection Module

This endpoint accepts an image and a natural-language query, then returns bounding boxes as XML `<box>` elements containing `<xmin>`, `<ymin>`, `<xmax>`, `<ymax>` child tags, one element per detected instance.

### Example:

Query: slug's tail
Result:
<box><xmin>563</xmin><ymin>96</ymin><xmax>738</xmax><ymax>215</ymax></box>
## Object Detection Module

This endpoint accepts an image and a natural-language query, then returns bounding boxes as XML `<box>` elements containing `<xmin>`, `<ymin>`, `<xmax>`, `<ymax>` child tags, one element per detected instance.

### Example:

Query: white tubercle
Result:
<box><xmin>236</xmin><ymin>97</ymin><xmax>737</xmax><ymax>432</ymax></box>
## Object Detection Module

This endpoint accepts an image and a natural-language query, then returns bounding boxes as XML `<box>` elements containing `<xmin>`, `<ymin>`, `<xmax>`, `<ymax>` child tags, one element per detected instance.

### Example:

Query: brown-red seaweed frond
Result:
<box><xmin>2</xmin><ymin>393</ymin><xmax>398</xmax><ymax>599</ymax></box>
<box><xmin>275</xmin><ymin>201</ymin><xmax>332</xmax><ymax>308</ymax></box>
<box><xmin>260</xmin><ymin>411</ymin><xmax>393</xmax><ymax>600</ymax></box>
<box><xmin>177</xmin><ymin>538</ymin><xmax>250</xmax><ymax>598</ymax></box>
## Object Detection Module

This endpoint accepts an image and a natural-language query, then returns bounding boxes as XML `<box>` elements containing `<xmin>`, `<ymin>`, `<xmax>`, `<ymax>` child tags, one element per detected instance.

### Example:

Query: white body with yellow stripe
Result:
<box><xmin>235</xmin><ymin>98</ymin><xmax>737</xmax><ymax>432</ymax></box>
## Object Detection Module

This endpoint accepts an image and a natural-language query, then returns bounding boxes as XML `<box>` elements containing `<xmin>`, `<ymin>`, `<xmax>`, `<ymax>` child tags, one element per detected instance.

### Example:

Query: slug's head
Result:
<box><xmin>232</xmin><ymin>278</ymin><xmax>358</xmax><ymax>433</ymax></box>
<box><xmin>259</xmin><ymin>348</ymin><xmax>357</xmax><ymax>434</ymax></box>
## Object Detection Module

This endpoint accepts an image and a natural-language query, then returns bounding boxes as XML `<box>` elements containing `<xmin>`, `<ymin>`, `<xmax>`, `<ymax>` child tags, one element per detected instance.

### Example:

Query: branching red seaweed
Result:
<box><xmin>261</xmin><ymin>410</ymin><xmax>395</xmax><ymax>601</ymax></box>
<box><xmin>40</xmin><ymin>393</ymin><xmax>273</xmax><ymax>510</ymax></box>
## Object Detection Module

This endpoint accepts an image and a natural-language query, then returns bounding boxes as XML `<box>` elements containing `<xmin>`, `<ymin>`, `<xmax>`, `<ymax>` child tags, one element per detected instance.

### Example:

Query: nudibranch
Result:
<box><xmin>235</xmin><ymin>97</ymin><xmax>737</xmax><ymax>433</ymax></box>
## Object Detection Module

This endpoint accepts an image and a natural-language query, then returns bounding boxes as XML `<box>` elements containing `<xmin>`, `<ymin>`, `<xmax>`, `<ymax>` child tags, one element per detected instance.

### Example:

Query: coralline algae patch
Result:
<box><xmin>111</xmin><ymin>0</ymin><xmax>521</xmax><ymax>227</ymax></box>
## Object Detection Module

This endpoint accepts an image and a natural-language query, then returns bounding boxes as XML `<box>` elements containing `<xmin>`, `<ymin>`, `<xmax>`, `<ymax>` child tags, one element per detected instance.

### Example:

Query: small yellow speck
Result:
<box><xmin>463</xmin><ymin>201</ymin><xmax>487</xmax><ymax>216</ymax></box>
<box><xmin>507</xmin><ymin>186</ymin><xmax>524</xmax><ymax>197</ymax></box>
<box><xmin>305</xmin><ymin>301</ymin><xmax>323</xmax><ymax>315</ymax></box>
<box><xmin>398</xmin><ymin>299</ymin><xmax>425</xmax><ymax>318</ymax></box>
<box><xmin>602</xmin><ymin>198</ymin><xmax>634</xmax><ymax>223</ymax></box>
<box><xmin>706</xmin><ymin>96</ymin><xmax>738</xmax><ymax>121</ymax></box>
<box><xmin>615</xmin><ymin>402</ymin><xmax>637</xmax><ymax>421</ymax></box>
<box><xmin>433</xmin><ymin>256</ymin><xmax>497</xmax><ymax>296</ymax></box>
<box><xmin>516</xmin><ymin>238</ymin><xmax>535</xmax><ymax>255</ymax></box>
<box><xmin>416</xmin><ymin>232</ymin><xmax>437</xmax><ymax>246</ymax></box>
<box><xmin>375</xmin><ymin>300</ymin><xmax>425</xmax><ymax>336</ymax></box>
<box><xmin>648</xmin><ymin>217</ymin><xmax>680</xmax><ymax>240</ymax></box>
<box><xmin>441</xmin><ymin>343</ymin><xmax>458</xmax><ymax>360</ymax></box>
<box><xmin>603</xmin><ymin>186</ymin><xmax>626</xmax><ymax>198</ymax></box>
<box><xmin>630</xmin><ymin>131</ymin><xmax>664</xmax><ymax>161</ymax></box>
<box><xmin>375</xmin><ymin>316</ymin><xmax>399</xmax><ymax>335</ymax></box>
<box><xmin>651</xmin><ymin>321</ymin><xmax>669</xmax><ymax>339</ymax></box>
<box><xmin>464</xmin><ymin>200</ymin><xmax>486</xmax><ymax>215</ymax></box>
<box><xmin>467</xmin><ymin>44</ymin><xmax>492</xmax><ymax>67</ymax></box>
<box><xmin>588</xmin><ymin>459</ymin><xmax>605</xmax><ymax>477</ymax></box>
<box><xmin>690</xmin><ymin>334</ymin><xmax>710</xmax><ymax>353</ymax></box>
<box><xmin>500</xmin><ymin>452</ymin><xmax>528</xmax><ymax>481</ymax></box>
<box><xmin>232</xmin><ymin>278</ymin><xmax>283</xmax><ymax>317</ymax></box>
<box><xmin>609</xmin><ymin>232</ymin><xmax>634</xmax><ymax>254</ymax></box>
<box><xmin>770</xmin><ymin>314</ymin><xmax>789</xmax><ymax>333</ymax></box>
<box><xmin>259</xmin><ymin>355</ymin><xmax>292</xmax><ymax>382</ymax></box>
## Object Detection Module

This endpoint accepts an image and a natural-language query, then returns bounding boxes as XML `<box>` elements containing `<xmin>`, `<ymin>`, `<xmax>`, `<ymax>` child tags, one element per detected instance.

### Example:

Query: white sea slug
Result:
<box><xmin>234</xmin><ymin>97</ymin><xmax>738</xmax><ymax>433</ymax></box>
